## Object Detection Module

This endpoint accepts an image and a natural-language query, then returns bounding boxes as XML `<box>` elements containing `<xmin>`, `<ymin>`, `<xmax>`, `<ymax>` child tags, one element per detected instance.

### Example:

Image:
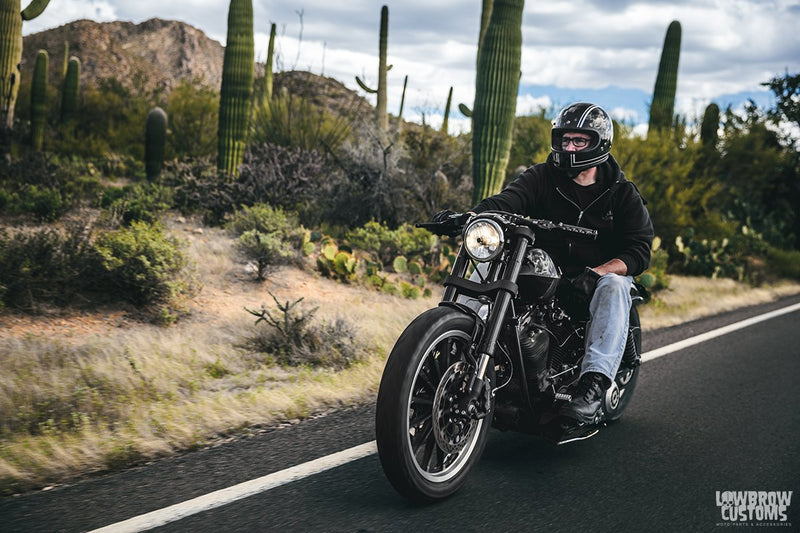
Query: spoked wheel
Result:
<box><xmin>605</xmin><ymin>305</ymin><xmax>642</xmax><ymax>422</ymax></box>
<box><xmin>376</xmin><ymin>307</ymin><xmax>493</xmax><ymax>503</ymax></box>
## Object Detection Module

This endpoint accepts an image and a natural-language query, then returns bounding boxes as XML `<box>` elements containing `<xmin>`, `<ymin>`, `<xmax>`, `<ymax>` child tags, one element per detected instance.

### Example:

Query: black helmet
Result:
<box><xmin>550</xmin><ymin>102</ymin><xmax>613</xmax><ymax>175</ymax></box>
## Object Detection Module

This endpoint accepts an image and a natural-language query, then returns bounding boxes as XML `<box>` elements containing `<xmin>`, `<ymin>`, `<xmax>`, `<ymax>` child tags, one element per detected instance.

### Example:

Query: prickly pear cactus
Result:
<box><xmin>0</xmin><ymin>0</ymin><xmax>51</xmax><ymax>129</ymax></box>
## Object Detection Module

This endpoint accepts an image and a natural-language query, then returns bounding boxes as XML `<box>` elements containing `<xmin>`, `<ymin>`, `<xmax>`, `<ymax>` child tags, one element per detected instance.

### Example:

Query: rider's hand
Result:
<box><xmin>571</xmin><ymin>267</ymin><xmax>602</xmax><ymax>300</ymax></box>
<box><xmin>432</xmin><ymin>209</ymin><xmax>459</xmax><ymax>223</ymax></box>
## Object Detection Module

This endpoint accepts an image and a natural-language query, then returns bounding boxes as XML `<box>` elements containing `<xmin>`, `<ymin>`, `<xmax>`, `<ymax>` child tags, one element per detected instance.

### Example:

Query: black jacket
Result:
<box><xmin>472</xmin><ymin>154</ymin><xmax>654</xmax><ymax>277</ymax></box>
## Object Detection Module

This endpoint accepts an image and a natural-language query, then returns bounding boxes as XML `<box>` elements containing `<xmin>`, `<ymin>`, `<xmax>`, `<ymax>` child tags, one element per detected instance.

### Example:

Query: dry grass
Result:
<box><xmin>1</xmin><ymin>216</ymin><xmax>798</xmax><ymax>494</ymax></box>
<box><xmin>640</xmin><ymin>275</ymin><xmax>800</xmax><ymax>329</ymax></box>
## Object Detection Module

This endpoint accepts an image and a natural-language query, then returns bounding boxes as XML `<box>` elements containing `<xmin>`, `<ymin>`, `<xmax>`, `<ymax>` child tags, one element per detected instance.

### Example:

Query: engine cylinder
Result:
<box><xmin>520</xmin><ymin>326</ymin><xmax>549</xmax><ymax>392</ymax></box>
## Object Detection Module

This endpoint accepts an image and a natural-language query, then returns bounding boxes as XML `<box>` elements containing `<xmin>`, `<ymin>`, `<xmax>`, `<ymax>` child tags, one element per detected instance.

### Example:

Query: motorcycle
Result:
<box><xmin>375</xmin><ymin>211</ymin><xmax>645</xmax><ymax>502</ymax></box>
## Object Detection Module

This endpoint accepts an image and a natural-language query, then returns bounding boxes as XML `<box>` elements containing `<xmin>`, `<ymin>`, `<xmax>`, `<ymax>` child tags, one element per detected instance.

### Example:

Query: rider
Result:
<box><xmin>438</xmin><ymin>102</ymin><xmax>654</xmax><ymax>426</ymax></box>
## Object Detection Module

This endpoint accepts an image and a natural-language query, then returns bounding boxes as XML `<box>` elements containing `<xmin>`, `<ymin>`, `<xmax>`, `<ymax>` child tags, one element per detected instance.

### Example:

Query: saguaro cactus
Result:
<box><xmin>459</xmin><ymin>0</ymin><xmax>493</xmax><ymax>122</ymax></box>
<box><xmin>648</xmin><ymin>20</ymin><xmax>682</xmax><ymax>134</ymax></box>
<box><xmin>217</xmin><ymin>0</ymin><xmax>254</xmax><ymax>176</ymax></box>
<box><xmin>355</xmin><ymin>5</ymin><xmax>389</xmax><ymax>131</ymax></box>
<box><xmin>441</xmin><ymin>86</ymin><xmax>453</xmax><ymax>135</ymax></box>
<box><xmin>471</xmin><ymin>0</ymin><xmax>524</xmax><ymax>204</ymax></box>
<box><xmin>263</xmin><ymin>22</ymin><xmax>276</xmax><ymax>105</ymax></box>
<box><xmin>60</xmin><ymin>56</ymin><xmax>80</xmax><ymax>122</ymax></box>
<box><xmin>700</xmin><ymin>102</ymin><xmax>720</xmax><ymax>147</ymax></box>
<box><xmin>29</xmin><ymin>49</ymin><xmax>47</xmax><ymax>150</ymax></box>
<box><xmin>0</xmin><ymin>0</ymin><xmax>51</xmax><ymax>129</ymax></box>
<box><xmin>145</xmin><ymin>107</ymin><xmax>167</xmax><ymax>179</ymax></box>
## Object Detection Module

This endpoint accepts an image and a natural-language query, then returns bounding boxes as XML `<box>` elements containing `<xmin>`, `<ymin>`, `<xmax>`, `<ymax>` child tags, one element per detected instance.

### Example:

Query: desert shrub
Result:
<box><xmin>226</xmin><ymin>204</ymin><xmax>306</xmax><ymax>280</ymax></box>
<box><xmin>766</xmin><ymin>247</ymin><xmax>800</xmax><ymax>280</ymax></box>
<box><xmin>0</xmin><ymin>223</ymin><xmax>95</xmax><ymax>310</ymax></box>
<box><xmin>508</xmin><ymin>111</ymin><xmax>552</xmax><ymax>180</ymax></box>
<box><xmin>93</xmin><ymin>221</ymin><xmax>190</xmax><ymax>312</ymax></box>
<box><xmin>396</xmin><ymin>125</ymin><xmax>473</xmax><ymax>222</ymax></box>
<box><xmin>225</xmin><ymin>203</ymin><xmax>300</xmax><ymax>240</ymax></box>
<box><xmin>104</xmin><ymin>182</ymin><xmax>174</xmax><ymax>225</ymax></box>
<box><xmin>250</xmin><ymin>90</ymin><xmax>355</xmax><ymax>153</ymax></box>
<box><xmin>167</xmin><ymin>78</ymin><xmax>218</xmax><ymax>159</ymax></box>
<box><xmin>345</xmin><ymin>220</ymin><xmax>434</xmax><ymax>266</ymax></box>
<box><xmin>0</xmin><ymin>153</ymin><xmax>101</xmax><ymax>220</ymax></box>
<box><xmin>236</xmin><ymin>143</ymin><xmax>329</xmax><ymax>225</ymax></box>
<box><xmin>167</xmin><ymin>148</ymin><xmax>330</xmax><ymax>226</ymax></box>
<box><xmin>52</xmin><ymin>77</ymin><xmax>161</xmax><ymax>161</ymax></box>
<box><xmin>322</xmin><ymin>124</ymin><xmax>406</xmax><ymax>227</ymax></box>
<box><xmin>245</xmin><ymin>293</ymin><xmax>364</xmax><ymax>369</ymax></box>
<box><xmin>236</xmin><ymin>230</ymin><xmax>294</xmax><ymax>281</ymax></box>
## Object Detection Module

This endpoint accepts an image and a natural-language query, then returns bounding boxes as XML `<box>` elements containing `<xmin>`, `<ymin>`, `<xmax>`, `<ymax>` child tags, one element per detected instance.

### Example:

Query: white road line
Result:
<box><xmin>87</xmin><ymin>441</ymin><xmax>377</xmax><ymax>533</ymax></box>
<box><xmin>641</xmin><ymin>301</ymin><xmax>800</xmax><ymax>362</ymax></box>
<box><xmin>90</xmin><ymin>301</ymin><xmax>800</xmax><ymax>533</ymax></box>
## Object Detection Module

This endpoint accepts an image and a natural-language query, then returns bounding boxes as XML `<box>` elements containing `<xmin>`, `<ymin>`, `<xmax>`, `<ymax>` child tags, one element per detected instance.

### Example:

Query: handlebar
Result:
<box><xmin>416</xmin><ymin>211</ymin><xmax>597</xmax><ymax>240</ymax></box>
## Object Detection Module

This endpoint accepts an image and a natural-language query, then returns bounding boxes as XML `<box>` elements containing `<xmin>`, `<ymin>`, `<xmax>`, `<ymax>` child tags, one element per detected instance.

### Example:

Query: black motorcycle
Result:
<box><xmin>375</xmin><ymin>211</ymin><xmax>644</xmax><ymax>502</ymax></box>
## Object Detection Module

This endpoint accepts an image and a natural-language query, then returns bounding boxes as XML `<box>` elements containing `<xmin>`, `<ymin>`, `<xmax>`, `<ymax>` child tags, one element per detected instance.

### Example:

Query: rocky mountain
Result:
<box><xmin>20</xmin><ymin>18</ymin><xmax>369</xmax><ymax>118</ymax></box>
<box><xmin>22</xmin><ymin>18</ymin><xmax>225</xmax><ymax>92</ymax></box>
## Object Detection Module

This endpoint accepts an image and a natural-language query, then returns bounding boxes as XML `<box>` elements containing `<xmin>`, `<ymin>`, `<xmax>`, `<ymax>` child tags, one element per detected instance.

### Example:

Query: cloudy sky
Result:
<box><xmin>22</xmin><ymin>0</ymin><xmax>800</xmax><ymax>133</ymax></box>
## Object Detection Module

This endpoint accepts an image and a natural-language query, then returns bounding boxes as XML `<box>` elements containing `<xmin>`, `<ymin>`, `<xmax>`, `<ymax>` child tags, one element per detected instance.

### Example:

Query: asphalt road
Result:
<box><xmin>2</xmin><ymin>295</ymin><xmax>799</xmax><ymax>533</ymax></box>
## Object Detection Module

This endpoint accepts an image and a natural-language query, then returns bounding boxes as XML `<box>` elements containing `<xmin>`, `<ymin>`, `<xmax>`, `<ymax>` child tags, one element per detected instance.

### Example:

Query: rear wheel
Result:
<box><xmin>604</xmin><ymin>305</ymin><xmax>642</xmax><ymax>421</ymax></box>
<box><xmin>376</xmin><ymin>307</ymin><xmax>494</xmax><ymax>503</ymax></box>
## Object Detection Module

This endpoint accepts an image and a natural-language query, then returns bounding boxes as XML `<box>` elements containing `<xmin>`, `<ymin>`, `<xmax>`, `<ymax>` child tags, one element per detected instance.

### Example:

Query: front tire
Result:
<box><xmin>376</xmin><ymin>307</ymin><xmax>494</xmax><ymax>503</ymax></box>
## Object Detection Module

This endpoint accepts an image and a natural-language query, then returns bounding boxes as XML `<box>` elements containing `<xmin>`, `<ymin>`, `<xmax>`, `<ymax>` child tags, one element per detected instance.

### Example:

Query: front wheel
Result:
<box><xmin>376</xmin><ymin>307</ymin><xmax>494</xmax><ymax>503</ymax></box>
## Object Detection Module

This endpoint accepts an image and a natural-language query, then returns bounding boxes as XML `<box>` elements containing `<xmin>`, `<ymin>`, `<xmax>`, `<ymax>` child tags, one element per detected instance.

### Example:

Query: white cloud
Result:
<box><xmin>19</xmin><ymin>0</ymin><xmax>799</xmax><ymax>131</ymax></box>
<box><xmin>22</xmin><ymin>0</ymin><xmax>117</xmax><ymax>34</ymax></box>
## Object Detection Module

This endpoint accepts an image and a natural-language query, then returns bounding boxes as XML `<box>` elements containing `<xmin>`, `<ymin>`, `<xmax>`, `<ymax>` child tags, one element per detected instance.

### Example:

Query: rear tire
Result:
<box><xmin>604</xmin><ymin>305</ymin><xmax>642</xmax><ymax>422</ymax></box>
<box><xmin>376</xmin><ymin>307</ymin><xmax>494</xmax><ymax>503</ymax></box>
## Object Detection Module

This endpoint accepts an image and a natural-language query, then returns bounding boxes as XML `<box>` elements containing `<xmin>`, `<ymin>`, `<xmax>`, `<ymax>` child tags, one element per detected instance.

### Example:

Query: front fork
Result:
<box><xmin>446</xmin><ymin>236</ymin><xmax>531</xmax><ymax>418</ymax></box>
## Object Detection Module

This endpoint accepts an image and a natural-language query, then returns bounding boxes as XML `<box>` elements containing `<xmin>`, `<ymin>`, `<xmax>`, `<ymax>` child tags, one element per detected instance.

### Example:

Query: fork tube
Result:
<box><xmin>471</xmin><ymin>237</ymin><xmax>530</xmax><ymax>383</ymax></box>
<box><xmin>442</xmin><ymin>245</ymin><xmax>470</xmax><ymax>302</ymax></box>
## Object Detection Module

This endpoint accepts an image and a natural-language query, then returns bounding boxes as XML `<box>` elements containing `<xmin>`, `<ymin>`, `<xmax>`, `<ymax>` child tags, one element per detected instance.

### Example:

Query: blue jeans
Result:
<box><xmin>581</xmin><ymin>274</ymin><xmax>634</xmax><ymax>384</ymax></box>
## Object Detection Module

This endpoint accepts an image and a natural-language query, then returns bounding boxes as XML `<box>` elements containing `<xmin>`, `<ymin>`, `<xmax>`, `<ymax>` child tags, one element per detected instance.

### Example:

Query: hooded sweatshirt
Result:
<box><xmin>472</xmin><ymin>154</ymin><xmax>654</xmax><ymax>277</ymax></box>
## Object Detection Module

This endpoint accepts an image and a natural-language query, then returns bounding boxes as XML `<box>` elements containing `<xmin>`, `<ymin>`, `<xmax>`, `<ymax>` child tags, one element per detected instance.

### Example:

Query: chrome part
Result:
<box><xmin>406</xmin><ymin>330</ymin><xmax>486</xmax><ymax>483</ymax></box>
<box><xmin>463</xmin><ymin>218</ymin><xmax>504</xmax><ymax>262</ymax></box>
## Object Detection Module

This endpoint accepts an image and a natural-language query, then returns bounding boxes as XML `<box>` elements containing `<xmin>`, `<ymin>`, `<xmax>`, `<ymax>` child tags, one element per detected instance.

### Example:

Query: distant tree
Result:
<box><xmin>762</xmin><ymin>71</ymin><xmax>800</xmax><ymax>132</ymax></box>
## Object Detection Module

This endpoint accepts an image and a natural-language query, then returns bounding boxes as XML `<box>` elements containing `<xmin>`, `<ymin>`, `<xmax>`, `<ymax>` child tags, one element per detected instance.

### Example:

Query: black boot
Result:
<box><xmin>558</xmin><ymin>372</ymin><xmax>608</xmax><ymax>424</ymax></box>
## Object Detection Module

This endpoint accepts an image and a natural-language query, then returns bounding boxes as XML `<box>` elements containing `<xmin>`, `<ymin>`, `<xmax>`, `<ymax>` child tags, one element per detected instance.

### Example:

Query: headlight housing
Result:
<box><xmin>463</xmin><ymin>218</ymin><xmax>504</xmax><ymax>262</ymax></box>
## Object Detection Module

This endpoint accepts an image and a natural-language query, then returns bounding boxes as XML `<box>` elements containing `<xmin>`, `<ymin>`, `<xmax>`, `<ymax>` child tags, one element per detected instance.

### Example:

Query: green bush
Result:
<box><xmin>345</xmin><ymin>220</ymin><xmax>434</xmax><ymax>266</ymax></box>
<box><xmin>0</xmin><ymin>153</ymin><xmax>99</xmax><ymax>221</ymax></box>
<box><xmin>93</xmin><ymin>221</ymin><xmax>190</xmax><ymax>311</ymax></box>
<box><xmin>225</xmin><ymin>203</ymin><xmax>299</xmax><ymax>241</ymax></box>
<box><xmin>250</xmin><ymin>90</ymin><xmax>355</xmax><ymax>153</ymax></box>
<box><xmin>0</xmin><ymin>224</ymin><xmax>95</xmax><ymax>310</ymax></box>
<box><xmin>236</xmin><ymin>230</ymin><xmax>294</xmax><ymax>281</ymax></box>
<box><xmin>105</xmin><ymin>183</ymin><xmax>174</xmax><ymax>225</ymax></box>
<box><xmin>766</xmin><ymin>247</ymin><xmax>800</xmax><ymax>280</ymax></box>
<box><xmin>637</xmin><ymin>236</ymin><xmax>670</xmax><ymax>291</ymax></box>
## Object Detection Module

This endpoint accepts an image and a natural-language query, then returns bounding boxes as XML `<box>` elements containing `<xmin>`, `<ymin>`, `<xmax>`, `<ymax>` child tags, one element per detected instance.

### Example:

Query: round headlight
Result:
<box><xmin>463</xmin><ymin>219</ymin><xmax>504</xmax><ymax>262</ymax></box>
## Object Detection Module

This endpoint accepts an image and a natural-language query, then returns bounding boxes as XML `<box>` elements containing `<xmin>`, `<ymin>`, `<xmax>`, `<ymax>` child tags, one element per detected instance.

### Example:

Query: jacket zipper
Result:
<box><xmin>556</xmin><ymin>186</ymin><xmax>611</xmax><ymax>226</ymax></box>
